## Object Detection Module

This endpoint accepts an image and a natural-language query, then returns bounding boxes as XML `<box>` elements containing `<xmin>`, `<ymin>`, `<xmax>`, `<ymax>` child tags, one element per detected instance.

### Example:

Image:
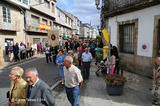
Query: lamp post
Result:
<box><xmin>95</xmin><ymin>0</ymin><xmax>101</xmax><ymax>10</ymax></box>
<box><xmin>95</xmin><ymin>0</ymin><xmax>111</xmax><ymax>74</ymax></box>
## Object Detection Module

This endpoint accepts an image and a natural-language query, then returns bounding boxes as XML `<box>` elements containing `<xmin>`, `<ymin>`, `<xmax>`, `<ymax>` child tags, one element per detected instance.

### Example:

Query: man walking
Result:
<box><xmin>64</xmin><ymin>56</ymin><xmax>83</xmax><ymax>106</ymax></box>
<box><xmin>81</xmin><ymin>48</ymin><xmax>93</xmax><ymax>79</ymax></box>
<box><xmin>25</xmin><ymin>68</ymin><xmax>55</xmax><ymax>106</ymax></box>
<box><xmin>65</xmin><ymin>41</ymin><xmax>69</xmax><ymax>52</ymax></box>
<box><xmin>13</xmin><ymin>43</ymin><xmax>20</xmax><ymax>62</ymax></box>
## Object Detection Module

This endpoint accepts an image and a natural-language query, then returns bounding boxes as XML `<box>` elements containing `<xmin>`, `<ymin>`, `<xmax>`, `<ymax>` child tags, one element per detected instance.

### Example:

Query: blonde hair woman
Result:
<box><xmin>8</xmin><ymin>66</ymin><xmax>27</xmax><ymax>106</ymax></box>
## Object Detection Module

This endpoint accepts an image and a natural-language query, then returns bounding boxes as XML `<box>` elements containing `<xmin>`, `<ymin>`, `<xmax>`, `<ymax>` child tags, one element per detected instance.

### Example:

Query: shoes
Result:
<box><xmin>152</xmin><ymin>101</ymin><xmax>160</xmax><ymax>105</ymax></box>
<box><xmin>61</xmin><ymin>82</ymin><xmax>64</xmax><ymax>85</ymax></box>
<box><xmin>95</xmin><ymin>72</ymin><xmax>99</xmax><ymax>76</ymax></box>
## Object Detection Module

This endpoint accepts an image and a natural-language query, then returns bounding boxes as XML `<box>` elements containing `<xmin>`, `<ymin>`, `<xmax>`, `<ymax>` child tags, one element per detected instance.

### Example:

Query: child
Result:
<box><xmin>95</xmin><ymin>58</ymin><xmax>107</xmax><ymax>76</ymax></box>
<box><xmin>109</xmin><ymin>50</ymin><xmax>116</xmax><ymax>75</ymax></box>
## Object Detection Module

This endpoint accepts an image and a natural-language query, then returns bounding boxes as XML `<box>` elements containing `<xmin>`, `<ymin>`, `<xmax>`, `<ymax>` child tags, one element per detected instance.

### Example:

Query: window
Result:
<box><xmin>42</xmin><ymin>19</ymin><xmax>47</xmax><ymax>25</ymax></box>
<box><xmin>32</xmin><ymin>15</ymin><xmax>39</xmax><ymax>25</ymax></box>
<box><xmin>52</xmin><ymin>3</ymin><xmax>54</xmax><ymax>12</ymax></box>
<box><xmin>42</xmin><ymin>38</ymin><xmax>48</xmax><ymax>42</ymax></box>
<box><xmin>23</xmin><ymin>0</ymin><xmax>28</xmax><ymax>5</ymax></box>
<box><xmin>44</xmin><ymin>0</ymin><xmax>50</xmax><ymax>8</ymax></box>
<box><xmin>33</xmin><ymin>38</ymin><xmax>40</xmax><ymax>44</ymax></box>
<box><xmin>3</xmin><ymin>7</ymin><xmax>11</xmax><ymax>23</ymax></box>
<box><xmin>65</xmin><ymin>16</ymin><xmax>67</xmax><ymax>23</ymax></box>
<box><xmin>68</xmin><ymin>19</ymin><xmax>70</xmax><ymax>25</ymax></box>
<box><xmin>119</xmin><ymin>24</ymin><xmax>135</xmax><ymax>54</ymax></box>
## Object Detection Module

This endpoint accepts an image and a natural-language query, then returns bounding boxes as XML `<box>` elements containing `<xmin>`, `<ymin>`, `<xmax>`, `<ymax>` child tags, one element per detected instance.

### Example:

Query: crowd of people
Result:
<box><xmin>6</xmin><ymin>41</ymin><xmax>46</xmax><ymax>62</ymax></box>
<box><xmin>6</xmin><ymin>39</ymin><xmax>103</xmax><ymax>106</ymax></box>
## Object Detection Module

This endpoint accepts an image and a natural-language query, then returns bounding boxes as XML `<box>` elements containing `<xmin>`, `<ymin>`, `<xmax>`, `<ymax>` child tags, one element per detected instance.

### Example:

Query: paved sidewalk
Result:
<box><xmin>0</xmin><ymin>54</ymin><xmax>45</xmax><ymax>71</ymax></box>
<box><xmin>53</xmin><ymin>63</ymin><xmax>153</xmax><ymax>106</ymax></box>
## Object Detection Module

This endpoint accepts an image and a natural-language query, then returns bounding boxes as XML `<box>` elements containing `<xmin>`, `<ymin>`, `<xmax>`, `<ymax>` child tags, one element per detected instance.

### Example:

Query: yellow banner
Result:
<box><xmin>102</xmin><ymin>29</ymin><xmax>109</xmax><ymax>43</ymax></box>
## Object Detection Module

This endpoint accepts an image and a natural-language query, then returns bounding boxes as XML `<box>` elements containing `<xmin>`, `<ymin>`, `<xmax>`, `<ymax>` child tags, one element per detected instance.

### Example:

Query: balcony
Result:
<box><xmin>0</xmin><ymin>16</ymin><xmax>20</xmax><ymax>31</ymax></box>
<box><xmin>103</xmin><ymin>0</ymin><xmax>160</xmax><ymax>17</ymax></box>
<box><xmin>26</xmin><ymin>20</ymin><xmax>53</xmax><ymax>33</ymax></box>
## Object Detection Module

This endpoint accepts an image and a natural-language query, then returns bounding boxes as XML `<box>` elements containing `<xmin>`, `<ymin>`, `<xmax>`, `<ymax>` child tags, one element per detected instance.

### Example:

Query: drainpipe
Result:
<box><xmin>17</xmin><ymin>5</ymin><xmax>27</xmax><ymax>43</ymax></box>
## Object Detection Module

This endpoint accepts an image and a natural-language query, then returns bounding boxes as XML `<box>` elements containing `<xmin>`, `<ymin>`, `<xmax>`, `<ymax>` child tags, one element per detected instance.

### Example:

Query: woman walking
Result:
<box><xmin>8</xmin><ymin>66</ymin><xmax>27</xmax><ymax>106</ymax></box>
<box><xmin>56</xmin><ymin>49</ymin><xmax>66</xmax><ymax>84</ymax></box>
<box><xmin>45</xmin><ymin>43</ymin><xmax>52</xmax><ymax>64</ymax></box>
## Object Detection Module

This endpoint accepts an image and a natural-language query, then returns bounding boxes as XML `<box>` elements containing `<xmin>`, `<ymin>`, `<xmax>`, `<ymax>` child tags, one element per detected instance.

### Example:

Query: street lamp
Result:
<box><xmin>95</xmin><ymin>0</ymin><xmax>101</xmax><ymax>10</ymax></box>
<box><xmin>97</xmin><ymin>25</ymin><xmax>102</xmax><ymax>36</ymax></box>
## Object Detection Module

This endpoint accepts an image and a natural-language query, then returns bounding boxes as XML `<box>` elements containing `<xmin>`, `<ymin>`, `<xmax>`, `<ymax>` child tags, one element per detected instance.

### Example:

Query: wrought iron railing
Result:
<box><xmin>26</xmin><ymin>20</ymin><xmax>53</xmax><ymax>33</ymax></box>
<box><xmin>0</xmin><ymin>16</ymin><xmax>20</xmax><ymax>31</ymax></box>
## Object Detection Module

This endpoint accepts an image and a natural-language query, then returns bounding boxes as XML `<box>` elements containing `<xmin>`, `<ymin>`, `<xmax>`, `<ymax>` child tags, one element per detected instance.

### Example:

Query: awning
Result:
<box><xmin>63</xmin><ymin>37</ymin><xmax>70</xmax><ymax>40</ymax></box>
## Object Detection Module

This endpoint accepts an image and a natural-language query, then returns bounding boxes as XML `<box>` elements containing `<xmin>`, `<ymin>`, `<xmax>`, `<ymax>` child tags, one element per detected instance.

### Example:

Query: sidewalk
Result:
<box><xmin>52</xmin><ymin>62</ymin><xmax>153</xmax><ymax>106</ymax></box>
<box><xmin>0</xmin><ymin>54</ymin><xmax>45</xmax><ymax>71</ymax></box>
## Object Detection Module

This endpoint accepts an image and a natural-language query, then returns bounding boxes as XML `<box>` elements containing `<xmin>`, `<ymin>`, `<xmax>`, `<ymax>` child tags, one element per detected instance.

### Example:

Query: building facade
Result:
<box><xmin>0</xmin><ymin>0</ymin><xmax>30</xmax><ymax>63</ymax></box>
<box><xmin>80</xmin><ymin>23</ymin><xmax>97</xmax><ymax>39</ymax></box>
<box><xmin>72</xmin><ymin>16</ymin><xmax>80</xmax><ymax>39</ymax></box>
<box><xmin>101</xmin><ymin>0</ymin><xmax>160</xmax><ymax>77</ymax></box>
<box><xmin>54</xmin><ymin>7</ymin><xmax>73</xmax><ymax>40</ymax></box>
<box><xmin>25</xmin><ymin>0</ymin><xmax>56</xmax><ymax>44</ymax></box>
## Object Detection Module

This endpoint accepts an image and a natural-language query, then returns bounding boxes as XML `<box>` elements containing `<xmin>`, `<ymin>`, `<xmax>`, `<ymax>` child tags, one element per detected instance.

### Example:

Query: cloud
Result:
<box><xmin>56</xmin><ymin>0</ymin><xmax>100</xmax><ymax>29</ymax></box>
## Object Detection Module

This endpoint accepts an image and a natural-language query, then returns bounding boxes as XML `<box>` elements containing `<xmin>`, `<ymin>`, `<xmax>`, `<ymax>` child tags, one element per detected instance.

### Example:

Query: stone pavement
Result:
<box><xmin>53</xmin><ymin>63</ymin><xmax>154</xmax><ymax>106</ymax></box>
<box><xmin>0</xmin><ymin>54</ymin><xmax>45</xmax><ymax>71</ymax></box>
<box><xmin>0</xmin><ymin>56</ymin><xmax>154</xmax><ymax>106</ymax></box>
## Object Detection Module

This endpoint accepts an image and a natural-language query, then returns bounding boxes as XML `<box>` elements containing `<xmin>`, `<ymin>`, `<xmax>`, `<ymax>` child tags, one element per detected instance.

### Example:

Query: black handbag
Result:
<box><xmin>6</xmin><ymin>91</ymin><xmax>10</xmax><ymax>98</ymax></box>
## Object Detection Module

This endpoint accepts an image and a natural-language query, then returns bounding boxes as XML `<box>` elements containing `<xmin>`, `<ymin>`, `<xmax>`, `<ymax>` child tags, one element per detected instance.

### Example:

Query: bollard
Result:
<box><xmin>121</xmin><ymin>65</ymin><xmax>124</xmax><ymax>75</ymax></box>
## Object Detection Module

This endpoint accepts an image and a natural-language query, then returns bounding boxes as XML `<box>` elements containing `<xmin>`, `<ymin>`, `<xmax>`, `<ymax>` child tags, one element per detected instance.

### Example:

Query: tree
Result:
<box><xmin>96</xmin><ymin>35</ymin><xmax>101</xmax><ymax>39</ymax></box>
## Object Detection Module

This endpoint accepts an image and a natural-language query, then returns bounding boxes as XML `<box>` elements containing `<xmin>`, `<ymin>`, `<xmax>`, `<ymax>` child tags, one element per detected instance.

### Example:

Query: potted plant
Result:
<box><xmin>35</xmin><ymin>27</ymin><xmax>39</xmax><ymax>31</ymax></box>
<box><xmin>105</xmin><ymin>74</ymin><xmax>126</xmax><ymax>95</ymax></box>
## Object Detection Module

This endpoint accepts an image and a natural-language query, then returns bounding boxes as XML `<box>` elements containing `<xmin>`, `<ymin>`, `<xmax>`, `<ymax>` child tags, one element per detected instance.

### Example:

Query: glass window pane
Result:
<box><xmin>119</xmin><ymin>24</ymin><xmax>135</xmax><ymax>54</ymax></box>
<box><xmin>23</xmin><ymin>0</ymin><xmax>28</xmax><ymax>5</ymax></box>
<box><xmin>44</xmin><ymin>0</ymin><xmax>49</xmax><ymax>8</ymax></box>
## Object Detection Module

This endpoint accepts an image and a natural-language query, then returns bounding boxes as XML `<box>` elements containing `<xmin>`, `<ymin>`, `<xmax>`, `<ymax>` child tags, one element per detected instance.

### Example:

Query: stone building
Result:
<box><xmin>0</xmin><ymin>0</ymin><xmax>30</xmax><ymax>63</ymax></box>
<box><xmin>80</xmin><ymin>23</ymin><xmax>97</xmax><ymax>39</ymax></box>
<box><xmin>25</xmin><ymin>0</ymin><xmax>56</xmax><ymax>44</ymax></box>
<box><xmin>101</xmin><ymin>0</ymin><xmax>160</xmax><ymax>77</ymax></box>
<box><xmin>54</xmin><ymin>7</ymin><xmax>73</xmax><ymax>40</ymax></box>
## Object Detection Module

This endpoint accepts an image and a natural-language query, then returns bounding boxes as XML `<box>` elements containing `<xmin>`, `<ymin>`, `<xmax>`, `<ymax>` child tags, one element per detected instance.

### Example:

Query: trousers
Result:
<box><xmin>65</xmin><ymin>86</ymin><xmax>79</xmax><ymax>106</ymax></box>
<box><xmin>82</xmin><ymin>62</ymin><xmax>90</xmax><ymax>79</ymax></box>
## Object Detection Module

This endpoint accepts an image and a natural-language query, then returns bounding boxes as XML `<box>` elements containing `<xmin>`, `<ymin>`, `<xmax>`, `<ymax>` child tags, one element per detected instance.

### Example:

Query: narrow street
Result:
<box><xmin>53</xmin><ymin>65</ymin><xmax>154</xmax><ymax>106</ymax></box>
<box><xmin>0</xmin><ymin>56</ymin><xmax>60</xmax><ymax>106</ymax></box>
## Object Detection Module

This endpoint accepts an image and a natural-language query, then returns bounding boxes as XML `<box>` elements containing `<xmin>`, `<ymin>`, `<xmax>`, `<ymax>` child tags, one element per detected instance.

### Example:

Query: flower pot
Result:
<box><xmin>106</xmin><ymin>84</ymin><xmax>124</xmax><ymax>95</ymax></box>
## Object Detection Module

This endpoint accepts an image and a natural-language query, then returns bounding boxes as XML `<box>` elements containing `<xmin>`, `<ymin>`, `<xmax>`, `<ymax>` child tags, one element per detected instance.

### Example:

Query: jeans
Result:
<box><xmin>45</xmin><ymin>53</ymin><xmax>52</xmax><ymax>63</ymax></box>
<box><xmin>65</xmin><ymin>86</ymin><xmax>79</xmax><ymax>106</ymax></box>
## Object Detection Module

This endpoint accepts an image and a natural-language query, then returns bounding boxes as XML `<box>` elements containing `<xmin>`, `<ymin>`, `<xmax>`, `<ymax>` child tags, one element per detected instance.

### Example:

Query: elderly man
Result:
<box><xmin>81</xmin><ymin>48</ymin><xmax>93</xmax><ymax>79</ymax></box>
<box><xmin>64</xmin><ymin>56</ymin><xmax>83</xmax><ymax>106</ymax></box>
<box><xmin>25</xmin><ymin>68</ymin><xmax>55</xmax><ymax>106</ymax></box>
<box><xmin>68</xmin><ymin>50</ymin><xmax>79</xmax><ymax>67</ymax></box>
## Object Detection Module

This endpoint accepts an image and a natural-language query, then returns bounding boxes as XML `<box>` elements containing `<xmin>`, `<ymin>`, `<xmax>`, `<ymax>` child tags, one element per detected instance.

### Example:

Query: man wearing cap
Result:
<box><xmin>81</xmin><ymin>48</ymin><xmax>93</xmax><ymax>79</ymax></box>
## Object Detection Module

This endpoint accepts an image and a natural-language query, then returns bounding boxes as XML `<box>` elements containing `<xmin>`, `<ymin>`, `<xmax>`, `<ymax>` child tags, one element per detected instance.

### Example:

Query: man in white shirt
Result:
<box><xmin>64</xmin><ymin>56</ymin><xmax>83</xmax><ymax>106</ymax></box>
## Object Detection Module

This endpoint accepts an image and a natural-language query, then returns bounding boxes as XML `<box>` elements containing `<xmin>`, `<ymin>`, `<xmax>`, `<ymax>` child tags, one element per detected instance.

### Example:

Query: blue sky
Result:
<box><xmin>56</xmin><ymin>0</ymin><xmax>100</xmax><ymax>29</ymax></box>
